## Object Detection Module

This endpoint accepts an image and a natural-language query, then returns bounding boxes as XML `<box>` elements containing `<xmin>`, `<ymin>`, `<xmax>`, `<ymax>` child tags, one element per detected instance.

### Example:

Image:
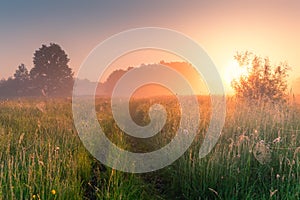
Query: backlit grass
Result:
<box><xmin>0</xmin><ymin>97</ymin><xmax>299</xmax><ymax>199</ymax></box>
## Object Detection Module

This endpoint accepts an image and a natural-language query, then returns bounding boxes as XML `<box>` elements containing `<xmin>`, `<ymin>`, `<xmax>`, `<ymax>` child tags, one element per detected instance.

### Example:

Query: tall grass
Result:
<box><xmin>161</xmin><ymin>98</ymin><xmax>300</xmax><ymax>199</ymax></box>
<box><xmin>0</xmin><ymin>97</ymin><xmax>299</xmax><ymax>199</ymax></box>
<box><xmin>0</xmin><ymin>99</ymin><xmax>151</xmax><ymax>199</ymax></box>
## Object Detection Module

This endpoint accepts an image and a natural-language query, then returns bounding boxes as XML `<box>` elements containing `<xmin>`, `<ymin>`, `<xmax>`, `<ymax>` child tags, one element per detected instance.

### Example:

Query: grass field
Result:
<box><xmin>0</xmin><ymin>97</ymin><xmax>299</xmax><ymax>199</ymax></box>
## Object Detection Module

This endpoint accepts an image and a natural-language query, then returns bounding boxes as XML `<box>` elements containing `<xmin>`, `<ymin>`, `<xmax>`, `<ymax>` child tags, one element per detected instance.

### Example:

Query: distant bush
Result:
<box><xmin>232</xmin><ymin>51</ymin><xmax>290</xmax><ymax>104</ymax></box>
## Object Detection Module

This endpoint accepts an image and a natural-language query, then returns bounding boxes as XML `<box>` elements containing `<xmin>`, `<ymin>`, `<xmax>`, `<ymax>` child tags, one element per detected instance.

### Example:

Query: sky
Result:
<box><xmin>0</xmin><ymin>0</ymin><xmax>300</xmax><ymax>94</ymax></box>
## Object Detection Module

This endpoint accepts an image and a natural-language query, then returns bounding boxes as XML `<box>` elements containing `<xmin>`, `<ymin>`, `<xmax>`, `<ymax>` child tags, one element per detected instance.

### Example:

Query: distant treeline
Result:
<box><xmin>76</xmin><ymin>61</ymin><xmax>206</xmax><ymax>97</ymax></box>
<box><xmin>0</xmin><ymin>42</ymin><xmax>203</xmax><ymax>98</ymax></box>
<box><xmin>0</xmin><ymin>43</ymin><xmax>73</xmax><ymax>98</ymax></box>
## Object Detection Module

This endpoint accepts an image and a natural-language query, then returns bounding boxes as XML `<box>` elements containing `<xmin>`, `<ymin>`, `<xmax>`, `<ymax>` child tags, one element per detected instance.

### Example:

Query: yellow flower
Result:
<box><xmin>51</xmin><ymin>189</ymin><xmax>56</xmax><ymax>195</ymax></box>
<box><xmin>32</xmin><ymin>194</ymin><xmax>37</xmax><ymax>199</ymax></box>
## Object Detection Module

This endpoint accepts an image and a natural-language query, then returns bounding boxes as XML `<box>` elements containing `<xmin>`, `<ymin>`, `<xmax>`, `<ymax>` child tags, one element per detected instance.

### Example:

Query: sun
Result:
<box><xmin>223</xmin><ymin>59</ymin><xmax>249</xmax><ymax>86</ymax></box>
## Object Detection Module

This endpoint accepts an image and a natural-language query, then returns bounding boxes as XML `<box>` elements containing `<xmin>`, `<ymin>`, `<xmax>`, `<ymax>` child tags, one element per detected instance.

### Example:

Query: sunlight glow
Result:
<box><xmin>223</xmin><ymin>59</ymin><xmax>249</xmax><ymax>86</ymax></box>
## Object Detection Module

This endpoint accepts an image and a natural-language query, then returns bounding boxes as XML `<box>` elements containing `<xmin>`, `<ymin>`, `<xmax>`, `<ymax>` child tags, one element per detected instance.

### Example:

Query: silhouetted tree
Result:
<box><xmin>232</xmin><ymin>51</ymin><xmax>289</xmax><ymax>104</ymax></box>
<box><xmin>30</xmin><ymin>43</ymin><xmax>73</xmax><ymax>97</ymax></box>
<box><xmin>14</xmin><ymin>64</ymin><xmax>29</xmax><ymax>81</ymax></box>
<box><xmin>103</xmin><ymin>67</ymin><xmax>133</xmax><ymax>96</ymax></box>
<box><xmin>13</xmin><ymin>64</ymin><xmax>30</xmax><ymax>95</ymax></box>
<box><xmin>0</xmin><ymin>77</ymin><xmax>17</xmax><ymax>97</ymax></box>
<box><xmin>0</xmin><ymin>64</ymin><xmax>29</xmax><ymax>97</ymax></box>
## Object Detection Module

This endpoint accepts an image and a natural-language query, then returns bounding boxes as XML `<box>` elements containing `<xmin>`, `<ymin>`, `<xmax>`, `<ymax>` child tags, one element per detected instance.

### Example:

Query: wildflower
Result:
<box><xmin>32</xmin><ymin>194</ymin><xmax>36</xmax><ymax>199</ymax></box>
<box><xmin>276</xmin><ymin>174</ymin><xmax>280</xmax><ymax>179</ymax></box>
<box><xmin>51</xmin><ymin>189</ymin><xmax>56</xmax><ymax>195</ymax></box>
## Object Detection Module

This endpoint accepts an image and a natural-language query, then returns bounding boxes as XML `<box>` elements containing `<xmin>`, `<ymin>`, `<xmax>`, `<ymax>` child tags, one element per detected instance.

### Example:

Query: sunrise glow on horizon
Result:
<box><xmin>0</xmin><ymin>1</ymin><xmax>300</xmax><ymax>94</ymax></box>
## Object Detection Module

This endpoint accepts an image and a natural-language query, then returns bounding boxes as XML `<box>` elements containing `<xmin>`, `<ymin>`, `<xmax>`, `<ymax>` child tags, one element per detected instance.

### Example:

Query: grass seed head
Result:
<box><xmin>253</xmin><ymin>140</ymin><xmax>272</xmax><ymax>165</ymax></box>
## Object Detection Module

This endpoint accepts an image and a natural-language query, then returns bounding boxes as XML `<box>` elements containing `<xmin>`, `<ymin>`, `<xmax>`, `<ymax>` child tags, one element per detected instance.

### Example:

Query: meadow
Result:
<box><xmin>0</xmin><ymin>97</ymin><xmax>299</xmax><ymax>199</ymax></box>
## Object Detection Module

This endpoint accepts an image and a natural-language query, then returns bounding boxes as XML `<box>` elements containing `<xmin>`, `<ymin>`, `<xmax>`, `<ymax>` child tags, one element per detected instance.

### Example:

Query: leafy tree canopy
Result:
<box><xmin>232</xmin><ymin>51</ymin><xmax>290</xmax><ymax>104</ymax></box>
<box><xmin>30</xmin><ymin>43</ymin><xmax>73</xmax><ymax>96</ymax></box>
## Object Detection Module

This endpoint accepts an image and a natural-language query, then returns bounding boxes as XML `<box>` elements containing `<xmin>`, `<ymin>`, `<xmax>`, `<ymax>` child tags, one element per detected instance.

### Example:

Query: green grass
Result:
<box><xmin>0</xmin><ymin>97</ymin><xmax>299</xmax><ymax>199</ymax></box>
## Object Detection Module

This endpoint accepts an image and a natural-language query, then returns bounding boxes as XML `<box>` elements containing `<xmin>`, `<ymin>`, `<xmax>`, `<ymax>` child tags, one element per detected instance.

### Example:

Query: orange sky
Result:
<box><xmin>101</xmin><ymin>49</ymin><xmax>208</xmax><ymax>94</ymax></box>
<box><xmin>0</xmin><ymin>1</ymin><xmax>299</xmax><ymax>94</ymax></box>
